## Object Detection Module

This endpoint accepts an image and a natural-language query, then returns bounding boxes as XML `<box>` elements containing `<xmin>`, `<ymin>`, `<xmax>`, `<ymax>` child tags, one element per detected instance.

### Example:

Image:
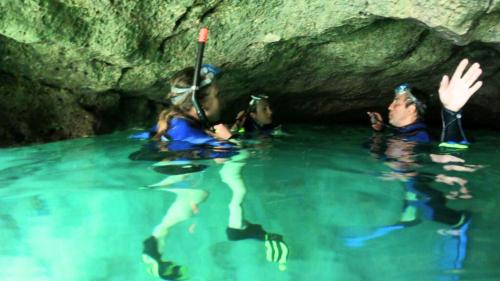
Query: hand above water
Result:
<box><xmin>213</xmin><ymin>123</ymin><xmax>233</xmax><ymax>140</ymax></box>
<box><xmin>367</xmin><ymin>111</ymin><xmax>383</xmax><ymax>131</ymax></box>
<box><xmin>439</xmin><ymin>58</ymin><xmax>483</xmax><ymax>112</ymax></box>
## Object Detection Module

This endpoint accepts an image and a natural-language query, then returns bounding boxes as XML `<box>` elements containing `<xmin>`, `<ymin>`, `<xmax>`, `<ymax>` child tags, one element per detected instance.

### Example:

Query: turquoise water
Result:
<box><xmin>0</xmin><ymin>125</ymin><xmax>499</xmax><ymax>281</ymax></box>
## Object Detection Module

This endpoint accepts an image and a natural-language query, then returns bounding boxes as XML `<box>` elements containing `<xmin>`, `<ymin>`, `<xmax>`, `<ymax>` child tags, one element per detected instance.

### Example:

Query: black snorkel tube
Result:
<box><xmin>191</xmin><ymin>27</ymin><xmax>211</xmax><ymax>129</ymax></box>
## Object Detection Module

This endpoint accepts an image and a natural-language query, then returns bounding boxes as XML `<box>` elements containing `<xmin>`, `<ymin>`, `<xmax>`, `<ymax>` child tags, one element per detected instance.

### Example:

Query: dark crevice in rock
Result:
<box><xmin>158</xmin><ymin>30</ymin><xmax>188</xmax><ymax>54</ymax></box>
<box><xmin>91</xmin><ymin>58</ymin><xmax>114</xmax><ymax>67</ymax></box>
<box><xmin>38</xmin><ymin>80</ymin><xmax>64</xmax><ymax>90</ymax></box>
<box><xmin>0</xmin><ymin>70</ymin><xmax>17</xmax><ymax>82</ymax></box>
<box><xmin>116</xmin><ymin>67</ymin><xmax>132</xmax><ymax>87</ymax></box>
<box><xmin>199</xmin><ymin>0</ymin><xmax>223</xmax><ymax>23</ymax></box>
<box><xmin>37</xmin><ymin>75</ymin><xmax>83</xmax><ymax>94</ymax></box>
<box><xmin>464</xmin><ymin>2</ymin><xmax>494</xmax><ymax>42</ymax></box>
<box><xmin>487</xmin><ymin>0</ymin><xmax>494</xmax><ymax>13</ymax></box>
<box><xmin>97</xmin><ymin>94</ymin><xmax>160</xmax><ymax>132</ymax></box>
<box><xmin>395</xmin><ymin>29</ymin><xmax>430</xmax><ymax>61</ymax></box>
<box><xmin>173</xmin><ymin>6</ymin><xmax>193</xmax><ymax>32</ymax></box>
<box><xmin>136</xmin><ymin>35</ymin><xmax>154</xmax><ymax>58</ymax></box>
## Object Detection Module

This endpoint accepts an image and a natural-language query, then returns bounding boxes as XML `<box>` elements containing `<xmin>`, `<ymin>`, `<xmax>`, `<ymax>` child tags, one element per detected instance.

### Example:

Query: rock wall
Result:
<box><xmin>0</xmin><ymin>0</ymin><xmax>499</xmax><ymax>145</ymax></box>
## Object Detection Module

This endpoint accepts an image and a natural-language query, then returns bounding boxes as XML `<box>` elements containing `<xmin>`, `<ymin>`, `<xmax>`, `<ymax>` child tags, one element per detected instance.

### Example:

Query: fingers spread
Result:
<box><xmin>465</xmin><ymin>67</ymin><xmax>482</xmax><ymax>88</ymax></box>
<box><xmin>439</xmin><ymin>75</ymin><xmax>449</xmax><ymax>92</ymax></box>
<box><xmin>462</xmin><ymin>62</ymin><xmax>480</xmax><ymax>81</ymax></box>
<box><xmin>451</xmin><ymin>58</ymin><xmax>469</xmax><ymax>82</ymax></box>
<box><xmin>467</xmin><ymin>81</ymin><xmax>483</xmax><ymax>98</ymax></box>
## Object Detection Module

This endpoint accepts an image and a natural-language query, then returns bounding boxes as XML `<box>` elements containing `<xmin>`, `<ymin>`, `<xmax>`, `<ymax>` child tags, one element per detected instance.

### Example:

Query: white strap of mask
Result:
<box><xmin>170</xmin><ymin>78</ymin><xmax>213</xmax><ymax>105</ymax></box>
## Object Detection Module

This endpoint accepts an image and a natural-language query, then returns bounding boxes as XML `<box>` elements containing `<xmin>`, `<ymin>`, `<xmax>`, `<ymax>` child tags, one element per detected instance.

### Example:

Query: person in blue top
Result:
<box><xmin>353</xmin><ymin>59</ymin><xmax>483</xmax><ymax>276</ymax></box>
<box><xmin>141</xmin><ymin>67</ymin><xmax>288</xmax><ymax>280</ymax></box>
<box><xmin>367</xmin><ymin>83</ymin><xmax>430</xmax><ymax>143</ymax></box>
<box><xmin>368</xmin><ymin>58</ymin><xmax>482</xmax><ymax>148</ymax></box>
<box><xmin>151</xmin><ymin>66</ymin><xmax>233</xmax><ymax>147</ymax></box>
<box><xmin>364</xmin><ymin>59</ymin><xmax>483</xmax><ymax>229</ymax></box>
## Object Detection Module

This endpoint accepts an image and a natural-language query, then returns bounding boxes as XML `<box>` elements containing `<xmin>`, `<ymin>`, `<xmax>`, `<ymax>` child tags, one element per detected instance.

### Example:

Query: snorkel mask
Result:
<box><xmin>249</xmin><ymin>94</ymin><xmax>269</xmax><ymax>108</ymax></box>
<box><xmin>394</xmin><ymin>83</ymin><xmax>418</xmax><ymax>103</ymax></box>
<box><xmin>169</xmin><ymin>63</ymin><xmax>221</xmax><ymax>105</ymax></box>
<box><xmin>394</xmin><ymin>83</ymin><xmax>411</xmax><ymax>95</ymax></box>
<box><xmin>395</xmin><ymin>83</ymin><xmax>414</xmax><ymax>98</ymax></box>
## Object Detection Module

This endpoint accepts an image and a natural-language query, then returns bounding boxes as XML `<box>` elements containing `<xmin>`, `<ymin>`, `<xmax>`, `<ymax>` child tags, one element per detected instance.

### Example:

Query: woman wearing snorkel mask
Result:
<box><xmin>152</xmin><ymin>65</ymin><xmax>233</xmax><ymax>145</ymax></box>
<box><xmin>140</xmin><ymin>65</ymin><xmax>288</xmax><ymax>280</ymax></box>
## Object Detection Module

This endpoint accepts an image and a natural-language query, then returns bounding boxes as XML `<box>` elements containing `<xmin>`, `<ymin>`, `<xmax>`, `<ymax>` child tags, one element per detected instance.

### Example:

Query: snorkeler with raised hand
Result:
<box><xmin>367</xmin><ymin>58</ymin><xmax>483</xmax><ymax>149</ymax></box>
<box><xmin>354</xmin><ymin>59</ymin><xmax>483</xmax><ymax>273</ymax></box>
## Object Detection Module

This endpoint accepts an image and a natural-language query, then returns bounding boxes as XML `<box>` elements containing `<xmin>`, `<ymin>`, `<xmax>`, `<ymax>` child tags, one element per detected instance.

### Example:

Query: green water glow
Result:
<box><xmin>0</xmin><ymin>125</ymin><xmax>499</xmax><ymax>281</ymax></box>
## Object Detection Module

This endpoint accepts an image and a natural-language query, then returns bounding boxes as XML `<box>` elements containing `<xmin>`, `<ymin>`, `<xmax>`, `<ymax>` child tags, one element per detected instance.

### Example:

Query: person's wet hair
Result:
<box><xmin>405</xmin><ymin>87</ymin><xmax>427</xmax><ymax>118</ymax></box>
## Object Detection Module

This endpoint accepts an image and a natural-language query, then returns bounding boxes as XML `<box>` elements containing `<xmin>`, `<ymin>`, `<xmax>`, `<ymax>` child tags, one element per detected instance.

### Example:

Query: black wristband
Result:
<box><xmin>441</xmin><ymin>108</ymin><xmax>468</xmax><ymax>144</ymax></box>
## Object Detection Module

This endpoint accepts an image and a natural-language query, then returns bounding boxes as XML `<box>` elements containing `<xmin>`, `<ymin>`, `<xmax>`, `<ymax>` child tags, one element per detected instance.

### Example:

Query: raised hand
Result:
<box><xmin>439</xmin><ymin>59</ymin><xmax>483</xmax><ymax>112</ymax></box>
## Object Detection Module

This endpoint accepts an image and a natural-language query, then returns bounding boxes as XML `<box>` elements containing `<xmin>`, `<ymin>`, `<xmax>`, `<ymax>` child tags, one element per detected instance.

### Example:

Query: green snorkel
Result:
<box><xmin>191</xmin><ymin>27</ymin><xmax>211</xmax><ymax>129</ymax></box>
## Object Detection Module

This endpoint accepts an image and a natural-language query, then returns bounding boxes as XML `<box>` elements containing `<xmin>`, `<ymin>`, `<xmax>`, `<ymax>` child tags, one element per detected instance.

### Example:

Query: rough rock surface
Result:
<box><xmin>0</xmin><ymin>0</ymin><xmax>499</xmax><ymax>145</ymax></box>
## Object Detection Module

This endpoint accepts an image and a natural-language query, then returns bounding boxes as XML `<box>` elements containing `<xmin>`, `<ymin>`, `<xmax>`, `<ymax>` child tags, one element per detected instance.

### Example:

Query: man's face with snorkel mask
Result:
<box><xmin>388</xmin><ymin>84</ymin><xmax>419</xmax><ymax>127</ymax></box>
<box><xmin>249</xmin><ymin>95</ymin><xmax>273</xmax><ymax>126</ymax></box>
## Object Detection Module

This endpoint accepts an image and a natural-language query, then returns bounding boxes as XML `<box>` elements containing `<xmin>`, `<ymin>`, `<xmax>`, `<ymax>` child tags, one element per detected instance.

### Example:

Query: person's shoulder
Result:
<box><xmin>170</xmin><ymin>117</ymin><xmax>192</xmax><ymax>126</ymax></box>
<box><xmin>414</xmin><ymin>129</ymin><xmax>431</xmax><ymax>143</ymax></box>
<box><xmin>396</xmin><ymin>121</ymin><xmax>430</xmax><ymax>143</ymax></box>
<box><xmin>167</xmin><ymin>117</ymin><xmax>204</xmax><ymax>139</ymax></box>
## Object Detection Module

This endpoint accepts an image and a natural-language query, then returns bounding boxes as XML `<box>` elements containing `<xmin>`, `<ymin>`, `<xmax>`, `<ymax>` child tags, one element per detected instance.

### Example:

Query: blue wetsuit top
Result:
<box><xmin>393</xmin><ymin>121</ymin><xmax>430</xmax><ymax>144</ymax></box>
<box><xmin>165</xmin><ymin>117</ymin><xmax>233</xmax><ymax>148</ymax></box>
<box><xmin>158</xmin><ymin>117</ymin><xmax>237</xmax><ymax>159</ymax></box>
<box><xmin>129</xmin><ymin>117</ymin><xmax>237</xmax><ymax>161</ymax></box>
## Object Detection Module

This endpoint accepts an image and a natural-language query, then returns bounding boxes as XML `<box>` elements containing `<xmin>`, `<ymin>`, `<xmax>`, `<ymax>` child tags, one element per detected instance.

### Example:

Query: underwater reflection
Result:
<box><xmin>129</xmin><ymin>140</ymin><xmax>288</xmax><ymax>280</ymax></box>
<box><xmin>344</xmin><ymin>132</ymin><xmax>481</xmax><ymax>278</ymax></box>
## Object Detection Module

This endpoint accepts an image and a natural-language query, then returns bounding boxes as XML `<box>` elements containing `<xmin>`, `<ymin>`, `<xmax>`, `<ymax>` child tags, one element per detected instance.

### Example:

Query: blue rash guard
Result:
<box><xmin>129</xmin><ymin>117</ymin><xmax>237</xmax><ymax>162</ymax></box>
<box><xmin>160</xmin><ymin>117</ymin><xmax>237</xmax><ymax>159</ymax></box>
<box><xmin>165</xmin><ymin>117</ymin><xmax>233</xmax><ymax>148</ymax></box>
